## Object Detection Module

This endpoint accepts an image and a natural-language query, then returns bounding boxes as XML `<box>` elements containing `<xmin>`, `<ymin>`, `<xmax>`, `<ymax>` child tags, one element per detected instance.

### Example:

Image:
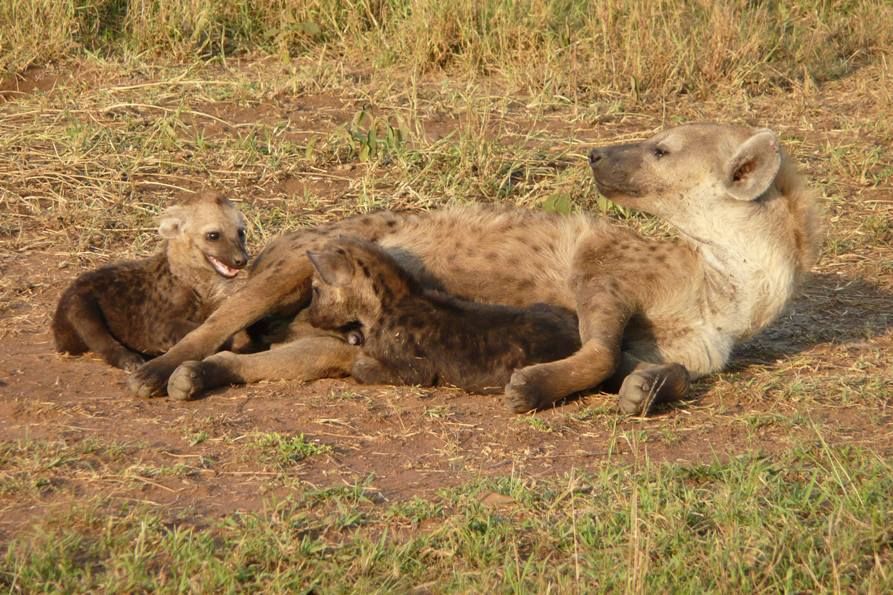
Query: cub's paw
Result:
<box><xmin>505</xmin><ymin>367</ymin><xmax>546</xmax><ymax>413</ymax></box>
<box><xmin>167</xmin><ymin>361</ymin><xmax>205</xmax><ymax>401</ymax></box>
<box><xmin>127</xmin><ymin>359</ymin><xmax>175</xmax><ymax>398</ymax></box>
<box><xmin>350</xmin><ymin>355</ymin><xmax>389</xmax><ymax>385</ymax></box>
<box><xmin>115</xmin><ymin>352</ymin><xmax>146</xmax><ymax>373</ymax></box>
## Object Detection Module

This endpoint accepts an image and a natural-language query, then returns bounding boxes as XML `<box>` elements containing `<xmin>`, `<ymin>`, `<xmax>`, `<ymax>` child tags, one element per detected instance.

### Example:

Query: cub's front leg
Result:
<box><xmin>59</xmin><ymin>293</ymin><xmax>146</xmax><ymax>371</ymax></box>
<box><xmin>128</xmin><ymin>246</ymin><xmax>315</xmax><ymax>397</ymax></box>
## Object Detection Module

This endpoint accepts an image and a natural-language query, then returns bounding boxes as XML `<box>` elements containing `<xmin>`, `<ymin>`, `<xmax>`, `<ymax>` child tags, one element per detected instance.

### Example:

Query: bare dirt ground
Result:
<box><xmin>1</xmin><ymin>59</ymin><xmax>891</xmax><ymax>546</ymax></box>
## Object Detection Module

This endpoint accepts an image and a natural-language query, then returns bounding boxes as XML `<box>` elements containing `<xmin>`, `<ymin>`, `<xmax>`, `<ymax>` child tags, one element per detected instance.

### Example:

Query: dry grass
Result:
<box><xmin>3</xmin><ymin>1</ymin><xmax>892</xmax><ymax>100</ymax></box>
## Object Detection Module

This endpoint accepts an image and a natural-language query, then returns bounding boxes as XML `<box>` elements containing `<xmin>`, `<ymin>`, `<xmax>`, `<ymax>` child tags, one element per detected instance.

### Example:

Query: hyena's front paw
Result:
<box><xmin>617</xmin><ymin>372</ymin><xmax>656</xmax><ymax>415</ymax></box>
<box><xmin>617</xmin><ymin>363</ymin><xmax>690</xmax><ymax>415</ymax></box>
<box><xmin>167</xmin><ymin>361</ymin><xmax>206</xmax><ymax>401</ymax></box>
<box><xmin>127</xmin><ymin>358</ymin><xmax>176</xmax><ymax>398</ymax></box>
<box><xmin>505</xmin><ymin>366</ymin><xmax>550</xmax><ymax>413</ymax></box>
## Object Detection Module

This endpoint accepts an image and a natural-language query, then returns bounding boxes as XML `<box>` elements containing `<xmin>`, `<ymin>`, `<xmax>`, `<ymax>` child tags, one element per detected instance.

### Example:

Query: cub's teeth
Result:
<box><xmin>207</xmin><ymin>255</ymin><xmax>239</xmax><ymax>278</ymax></box>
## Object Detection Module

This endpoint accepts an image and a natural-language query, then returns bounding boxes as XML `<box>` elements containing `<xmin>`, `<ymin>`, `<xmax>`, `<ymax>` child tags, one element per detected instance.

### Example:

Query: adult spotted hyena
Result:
<box><xmin>128</xmin><ymin>123</ymin><xmax>821</xmax><ymax>414</ymax></box>
<box><xmin>53</xmin><ymin>191</ymin><xmax>249</xmax><ymax>370</ymax></box>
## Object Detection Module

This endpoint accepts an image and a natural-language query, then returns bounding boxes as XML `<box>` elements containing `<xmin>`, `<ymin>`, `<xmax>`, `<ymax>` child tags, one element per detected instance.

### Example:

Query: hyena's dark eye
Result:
<box><xmin>206</xmin><ymin>231</ymin><xmax>220</xmax><ymax>241</ymax></box>
<box><xmin>653</xmin><ymin>146</ymin><xmax>669</xmax><ymax>159</ymax></box>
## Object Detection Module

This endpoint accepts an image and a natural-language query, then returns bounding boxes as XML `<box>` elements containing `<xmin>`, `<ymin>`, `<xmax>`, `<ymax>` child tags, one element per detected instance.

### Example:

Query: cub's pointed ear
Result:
<box><xmin>725</xmin><ymin>129</ymin><xmax>782</xmax><ymax>201</ymax></box>
<box><xmin>158</xmin><ymin>207</ymin><xmax>187</xmax><ymax>239</ymax></box>
<box><xmin>307</xmin><ymin>248</ymin><xmax>354</xmax><ymax>286</ymax></box>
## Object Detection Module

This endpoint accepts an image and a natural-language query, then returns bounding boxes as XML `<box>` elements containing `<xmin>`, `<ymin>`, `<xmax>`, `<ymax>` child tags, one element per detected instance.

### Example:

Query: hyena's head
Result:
<box><xmin>159</xmin><ymin>191</ymin><xmax>249</xmax><ymax>279</ymax></box>
<box><xmin>306</xmin><ymin>237</ymin><xmax>415</xmax><ymax>332</ymax></box>
<box><xmin>588</xmin><ymin>123</ymin><xmax>806</xmax><ymax>242</ymax></box>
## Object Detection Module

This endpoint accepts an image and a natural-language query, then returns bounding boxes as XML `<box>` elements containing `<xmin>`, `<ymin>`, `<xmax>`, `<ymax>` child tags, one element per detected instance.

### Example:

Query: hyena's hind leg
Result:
<box><xmin>167</xmin><ymin>335</ymin><xmax>358</xmax><ymax>400</ymax></box>
<box><xmin>506</xmin><ymin>346</ymin><xmax>690</xmax><ymax>415</ymax></box>
<box><xmin>504</xmin><ymin>273</ymin><xmax>631</xmax><ymax>413</ymax></box>
<box><xmin>56</xmin><ymin>294</ymin><xmax>145</xmax><ymax>371</ymax></box>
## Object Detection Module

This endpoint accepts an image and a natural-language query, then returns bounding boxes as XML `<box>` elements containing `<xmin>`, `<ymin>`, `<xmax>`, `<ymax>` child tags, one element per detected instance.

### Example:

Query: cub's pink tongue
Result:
<box><xmin>207</xmin><ymin>255</ymin><xmax>239</xmax><ymax>278</ymax></box>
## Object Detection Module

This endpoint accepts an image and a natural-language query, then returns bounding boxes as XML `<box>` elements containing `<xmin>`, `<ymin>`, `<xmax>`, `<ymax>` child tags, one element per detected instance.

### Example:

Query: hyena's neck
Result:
<box><xmin>699</xmin><ymin>230</ymin><xmax>796</xmax><ymax>335</ymax></box>
<box><xmin>688</xmin><ymin>194</ymin><xmax>817</xmax><ymax>338</ymax></box>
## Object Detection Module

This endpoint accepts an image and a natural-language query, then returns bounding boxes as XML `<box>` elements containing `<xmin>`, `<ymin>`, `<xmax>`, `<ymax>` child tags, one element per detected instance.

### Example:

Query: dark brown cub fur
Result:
<box><xmin>52</xmin><ymin>192</ymin><xmax>249</xmax><ymax>370</ymax></box>
<box><xmin>307</xmin><ymin>237</ymin><xmax>581</xmax><ymax>393</ymax></box>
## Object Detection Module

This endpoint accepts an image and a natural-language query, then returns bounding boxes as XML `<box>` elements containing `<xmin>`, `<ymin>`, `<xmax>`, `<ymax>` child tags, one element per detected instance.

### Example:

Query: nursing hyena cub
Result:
<box><xmin>306</xmin><ymin>237</ymin><xmax>581</xmax><ymax>393</ymax></box>
<box><xmin>53</xmin><ymin>191</ymin><xmax>249</xmax><ymax>370</ymax></box>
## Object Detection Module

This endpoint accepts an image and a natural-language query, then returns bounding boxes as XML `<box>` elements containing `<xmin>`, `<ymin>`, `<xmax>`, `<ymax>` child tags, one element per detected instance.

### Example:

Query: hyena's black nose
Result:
<box><xmin>588</xmin><ymin>148</ymin><xmax>605</xmax><ymax>166</ymax></box>
<box><xmin>233</xmin><ymin>254</ymin><xmax>248</xmax><ymax>268</ymax></box>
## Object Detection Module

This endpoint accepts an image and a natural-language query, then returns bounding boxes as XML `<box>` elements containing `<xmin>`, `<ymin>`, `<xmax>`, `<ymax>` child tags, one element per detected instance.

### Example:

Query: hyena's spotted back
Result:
<box><xmin>251</xmin><ymin>206</ymin><xmax>596</xmax><ymax>312</ymax></box>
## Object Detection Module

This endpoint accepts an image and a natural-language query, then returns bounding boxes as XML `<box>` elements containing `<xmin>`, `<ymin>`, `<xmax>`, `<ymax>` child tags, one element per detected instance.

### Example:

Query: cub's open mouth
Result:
<box><xmin>205</xmin><ymin>254</ymin><xmax>241</xmax><ymax>278</ymax></box>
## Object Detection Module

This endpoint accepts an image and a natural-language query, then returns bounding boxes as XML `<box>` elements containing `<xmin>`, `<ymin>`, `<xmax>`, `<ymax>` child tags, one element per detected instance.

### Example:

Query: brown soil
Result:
<box><xmin>0</xmin><ymin>66</ymin><xmax>61</xmax><ymax>101</ymax></box>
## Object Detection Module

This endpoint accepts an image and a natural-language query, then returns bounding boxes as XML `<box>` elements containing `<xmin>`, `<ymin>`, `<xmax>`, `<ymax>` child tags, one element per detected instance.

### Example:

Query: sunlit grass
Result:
<box><xmin>3</xmin><ymin>1</ymin><xmax>891</xmax><ymax>102</ymax></box>
<box><xmin>2</xmin><ymin>445</ymin><xmax>891</xmax><ymax>592</ymax></box>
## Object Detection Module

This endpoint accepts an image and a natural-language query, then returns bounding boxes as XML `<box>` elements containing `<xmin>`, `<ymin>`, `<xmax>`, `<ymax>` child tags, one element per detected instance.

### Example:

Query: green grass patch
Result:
<box><xmin>3</xmin><ymin>445</ymin><xmax>891</xmax><ymax>592</ymax></box>
<box><xmin>0</xmin><ymin>438</ymin><xmax>136</xmax><ymax>498</ymax></box>
<box><xmin>252</xmin><ymin>432</ymin><xmax>332</xmax><ymax>468</ymax></box>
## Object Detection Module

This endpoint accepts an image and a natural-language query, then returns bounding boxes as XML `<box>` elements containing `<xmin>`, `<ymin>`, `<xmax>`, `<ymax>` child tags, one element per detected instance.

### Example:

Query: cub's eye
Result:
<box><xmin>206</xmin><ymin>231</ymin><xmax>220</xmax><ymax>241</ymax></box>
<box><xmin>237</xmin><ymin>229</ymin><xmax>246</xmax><ymax>240</ymax></box>
<box><xmin>653</xmin><ymin>146</ymin><xmax>669</xmax><ymax>159</ymax></box>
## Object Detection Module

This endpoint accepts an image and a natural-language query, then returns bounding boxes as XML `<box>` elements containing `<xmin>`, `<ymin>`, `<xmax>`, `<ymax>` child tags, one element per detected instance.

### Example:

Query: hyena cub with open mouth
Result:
<box><xmin>53</xmin><ymin>191</ymin><xmax>249</xmax><ymax>370</ymax></box>
<box><xmin>306</xmin><ymin>237</ymin><xmax>581</xmax><ymax>393</ymax></box>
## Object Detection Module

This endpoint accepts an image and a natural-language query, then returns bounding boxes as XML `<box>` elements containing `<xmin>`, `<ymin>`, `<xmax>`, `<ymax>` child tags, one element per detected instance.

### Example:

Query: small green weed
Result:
<box><xmin>514</xmin><ymin>416</ymin><xmax>553</xmax><ymax>433</ymax></box>
<box><xmin>252</xmin><ymin>432</ymin><xmax>332</xmax><ymax>468</ymax></box>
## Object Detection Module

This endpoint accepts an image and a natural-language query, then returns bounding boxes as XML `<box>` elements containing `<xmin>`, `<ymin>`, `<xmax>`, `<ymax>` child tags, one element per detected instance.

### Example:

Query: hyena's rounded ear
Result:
<box><xmin>158</xmin><ymin>207</ymin><xmax>187</xmax><ymax>239</ymax></box>
<box><xmin>724</xmin><ymin>129</ymin><xmax>782</xmax><ymax>201</ymax></box>
<box><xmin>307</xmin><ymin>248</ymin><xmax>354</xmax><ymax>286</ymax></box>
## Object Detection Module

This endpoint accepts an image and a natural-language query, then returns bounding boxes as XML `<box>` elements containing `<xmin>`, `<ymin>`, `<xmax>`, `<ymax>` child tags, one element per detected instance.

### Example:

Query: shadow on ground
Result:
<box><xmin>732</xmin><ymin>272</ymin><xmax>892</xmax><ymax>368</ymax></box>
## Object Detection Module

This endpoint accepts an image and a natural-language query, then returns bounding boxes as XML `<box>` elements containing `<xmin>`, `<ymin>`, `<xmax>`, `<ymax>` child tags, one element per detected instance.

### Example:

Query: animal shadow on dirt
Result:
<box><xmin>732</xmin><ymin>272</ymin><xmax>891</xmax><ymax>365</ymax></box>
<box><xmin>654</xmin><ymin>272</ymin><xmax>893</xmax><ymax>413</ymax></box>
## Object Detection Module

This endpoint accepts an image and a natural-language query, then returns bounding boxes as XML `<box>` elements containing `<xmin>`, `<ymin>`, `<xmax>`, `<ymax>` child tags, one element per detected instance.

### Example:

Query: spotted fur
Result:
<box><xmin>130</xmin><ymin>124</ymin><xmax>822</xmax><ymax>416</ymax></box>
<box><xmin>306</xmin><ymin>237</ymin><xmax>581</xmax><ymax>392</ymax></box>
<box><xmin>53</xmin><ymin>191</ymin><xmax>249</xmax><ymax>370</ymax></box>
